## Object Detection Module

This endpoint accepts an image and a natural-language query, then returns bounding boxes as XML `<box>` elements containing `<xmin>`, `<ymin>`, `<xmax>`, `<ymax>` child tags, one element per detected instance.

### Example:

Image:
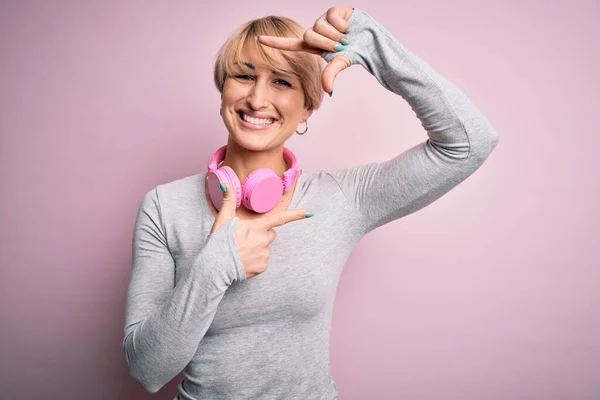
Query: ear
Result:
<box><xmin>302</xmin><ymin>108</ymin><xmax>314</xmax><ymax>122</ymax></box>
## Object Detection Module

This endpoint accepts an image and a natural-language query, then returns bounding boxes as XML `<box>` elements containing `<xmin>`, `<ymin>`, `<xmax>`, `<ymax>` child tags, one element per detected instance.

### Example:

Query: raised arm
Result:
<box><xmin>324</xmin><ymin>8</ymin><xmax>499</xmax><ymax>234</ymax></box>
<box><xmin>123</xmin><ymin>187</ymin><xmax>245</xmax><ymax>393</ymax></box>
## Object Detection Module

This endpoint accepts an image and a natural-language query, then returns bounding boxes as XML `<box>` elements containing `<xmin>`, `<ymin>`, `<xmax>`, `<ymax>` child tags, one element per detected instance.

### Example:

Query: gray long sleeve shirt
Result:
<box><xmin>123</xmin><ymin>8</ymin><xmax>499</xmax><ymax>399</ymax></box>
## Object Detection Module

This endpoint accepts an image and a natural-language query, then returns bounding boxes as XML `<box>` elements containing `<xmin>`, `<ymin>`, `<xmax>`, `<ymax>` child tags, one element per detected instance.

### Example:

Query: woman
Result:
<box><xmin>123</xmin><ymin>6</ymin><xmax>499</xmax><ymax>399</ymax></box>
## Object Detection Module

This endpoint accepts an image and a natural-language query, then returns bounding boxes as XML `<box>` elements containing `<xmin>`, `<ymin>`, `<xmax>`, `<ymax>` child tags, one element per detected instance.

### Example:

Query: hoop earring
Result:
<box><xmin>296</xmin><ymin>120</ymin><xmax>308</xmax><ymax>135</ymax></box>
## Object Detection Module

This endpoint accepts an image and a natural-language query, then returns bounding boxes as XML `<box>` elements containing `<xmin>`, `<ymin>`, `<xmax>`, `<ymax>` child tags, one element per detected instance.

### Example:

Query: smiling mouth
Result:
<box><xmin>237</xmin><ymin>111</ymin><xmax>277</xmax><ymax>126</ymax></box>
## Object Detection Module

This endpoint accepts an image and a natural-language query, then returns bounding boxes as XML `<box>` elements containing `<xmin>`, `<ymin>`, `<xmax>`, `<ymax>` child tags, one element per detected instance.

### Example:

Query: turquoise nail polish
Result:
<box><xmin>305</xmin><ymin>211</ymin><xmax>315</xmax><ymax>218</ymax></box>
<box><xmin>254</xmin><ymin>35</ymin><xmax>259</xmax><ymax>40</ymax></box>
<box><xmin>219</xmin><ymin>182</ymin><xmax>227</xmax><ymax>193</ymax></box>
<box><xmin>333</xmin><ymin>43</ymin><xmax>345</xmax><ymax>52</ymax></box>
<box><xmin>340</xmin><ymin>38</ymin><xmax>350</xmax><ymax>46</ymax></box>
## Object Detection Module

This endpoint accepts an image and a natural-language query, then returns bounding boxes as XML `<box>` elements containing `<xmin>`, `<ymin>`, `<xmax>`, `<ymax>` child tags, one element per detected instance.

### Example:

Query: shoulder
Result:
<box><xmin>139</xmin><ymin>173</ymin><xmax>205</xmax><ymax>213</ymax></box>
<box><xmin>154</xmin><ymin>173</ymin><xmax>204</xmax><ymax>198</ymax></box>
<box><xmin>296</xmin><ymin>169</ymin><xmax>351</xmax><ymax>201</ymax></box>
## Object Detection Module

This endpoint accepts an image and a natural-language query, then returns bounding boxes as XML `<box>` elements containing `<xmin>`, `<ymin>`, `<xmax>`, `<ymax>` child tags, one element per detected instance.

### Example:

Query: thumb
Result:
<box><xmin>210</xmin><ymin>182</ymin><xmax>236</xmax><ymax>234</ymax></box>
<box><xmin>322</xmin><ymin>55</ymin><xmax>351</xmax><ymax>95</ymax></box>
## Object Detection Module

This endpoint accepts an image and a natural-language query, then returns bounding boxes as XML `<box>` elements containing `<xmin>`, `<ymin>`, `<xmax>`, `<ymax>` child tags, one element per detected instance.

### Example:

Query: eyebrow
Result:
<box><xmin>235</xmin><ymin>61</ymin><xmax>299</xmax><ymax>78</ymax></box>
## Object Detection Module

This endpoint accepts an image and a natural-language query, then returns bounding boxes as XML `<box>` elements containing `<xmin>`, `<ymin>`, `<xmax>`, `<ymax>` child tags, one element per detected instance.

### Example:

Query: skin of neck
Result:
<box><xmin>220</xmin><ymin>136</ymin><xmax>290</xmax><ymax>184</ymax></box>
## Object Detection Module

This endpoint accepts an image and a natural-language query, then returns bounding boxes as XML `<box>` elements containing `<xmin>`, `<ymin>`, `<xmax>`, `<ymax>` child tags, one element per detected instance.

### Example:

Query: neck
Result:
<box><xmin>221</xmin><ymin>137</ymin><xmax>289</xmax><ymax>183</ymax></box>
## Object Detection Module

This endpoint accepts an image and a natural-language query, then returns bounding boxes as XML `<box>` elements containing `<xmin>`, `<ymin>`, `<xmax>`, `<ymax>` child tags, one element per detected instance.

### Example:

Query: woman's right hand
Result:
<box><xmin>209</xmin><ymin>182</ymin><xmax>313</xmax><ymax>279</ymax></box>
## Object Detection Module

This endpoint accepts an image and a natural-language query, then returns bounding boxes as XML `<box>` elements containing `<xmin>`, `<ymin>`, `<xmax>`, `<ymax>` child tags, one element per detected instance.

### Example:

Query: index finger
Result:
<box><xmin>255</xmin><ymin>35</ymin><xmax>321</xmax><ymax>55</ymax></box>
<box><xmin>259</xmin><ymin>209</ymin><xmax>314</xmax><ymax>230</ymax></box>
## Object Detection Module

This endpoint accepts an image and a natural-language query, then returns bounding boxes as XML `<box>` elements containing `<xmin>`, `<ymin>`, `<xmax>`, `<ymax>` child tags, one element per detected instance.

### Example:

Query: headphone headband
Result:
<box><xmin>207</xmin><ymin>145</ymin><xmax>302</xmax><ymax>191</ymax></box>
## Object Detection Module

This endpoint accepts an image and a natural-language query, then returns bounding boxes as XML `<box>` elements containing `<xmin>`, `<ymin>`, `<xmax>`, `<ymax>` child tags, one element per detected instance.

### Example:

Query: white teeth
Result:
<box><xmin>241</xmin><ymin>113</ymin><xmax>274</xmax><ymax>125</ymax></box>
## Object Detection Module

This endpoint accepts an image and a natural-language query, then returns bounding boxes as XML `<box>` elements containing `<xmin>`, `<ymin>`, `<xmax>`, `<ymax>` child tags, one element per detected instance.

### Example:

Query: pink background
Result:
<box><xmin>1</xmin><ymin>0</ymin><xmax>598</xmax><ymax>399</ymax></box>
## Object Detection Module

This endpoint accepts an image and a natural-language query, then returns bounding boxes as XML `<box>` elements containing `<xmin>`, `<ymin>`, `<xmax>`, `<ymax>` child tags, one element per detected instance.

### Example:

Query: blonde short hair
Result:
<box><xmin>213</xmin><ymin>16</ymin><xmax>325</xmax><ymax>111</ymax></box>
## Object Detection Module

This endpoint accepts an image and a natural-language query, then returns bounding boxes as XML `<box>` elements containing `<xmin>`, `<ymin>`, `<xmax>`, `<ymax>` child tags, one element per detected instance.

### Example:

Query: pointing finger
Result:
<box><xmin>255</xmin><ymin>35</ymin><xmax>321</xmax><ymax>55</ymax></box>
<box><xmin>260</xmin><ymin>209</ymin><xmax>314</xmax><ymax>230</ymax></box>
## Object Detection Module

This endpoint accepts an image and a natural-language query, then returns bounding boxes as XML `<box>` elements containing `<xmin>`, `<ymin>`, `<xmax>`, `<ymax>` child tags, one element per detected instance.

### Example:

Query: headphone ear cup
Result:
<box><xmin>242</xmin><ymin>168</ymin><xmax>284</xmax><ymax>213</ymax></box>
<box><xmin>218</xmin><ymin>166</ymin><xmax>242</xmax><ymax>207</ymax></box>
<box><xmin>207</xmin><ymin>167</ymin><xmax>242</xmax><ymax>210</ymax></box>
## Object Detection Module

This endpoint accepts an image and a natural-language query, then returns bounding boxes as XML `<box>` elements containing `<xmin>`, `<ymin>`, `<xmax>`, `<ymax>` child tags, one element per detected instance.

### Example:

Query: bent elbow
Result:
<box><xmin>128</xmin><ymin>363</ymin><xmax>167</xmax><ymax>394</ymax></box>
<box><xmin>466</xmin><ymin>129</ymin><xmax>500</xmax><ymax>165</ymax></box>
<box><xmin>124</xmin><ymin>339</ymin><xmax>168</xmax><ymax>394</ymax></box>
<box><xmin>139</xmin><ymin>378</ymin><xmax>164</xmax><ymax>395</ymax></box>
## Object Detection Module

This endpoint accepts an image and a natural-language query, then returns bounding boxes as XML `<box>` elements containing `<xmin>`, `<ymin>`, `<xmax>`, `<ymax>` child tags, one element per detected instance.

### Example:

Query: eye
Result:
<box><xmin>234</xmin><ymin>74</ymin><xmax>253</xmax><ymax>81</ymax></box>
<box><xmin>274</xmin><ymin>79</ymin><xmax>292</xmax><ymax>88</ymax></box>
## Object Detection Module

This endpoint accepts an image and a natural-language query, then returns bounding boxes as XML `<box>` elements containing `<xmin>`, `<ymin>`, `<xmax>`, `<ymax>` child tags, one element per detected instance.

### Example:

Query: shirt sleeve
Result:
<box><xmin>323</xmin><ymin>8</ymin><xmax>500</xmax><ymax>235</ymax></box>
<box><xmin>122</xmin><ymin>187</ymin><xmax>246</xmax><ymax>393</ymax></box>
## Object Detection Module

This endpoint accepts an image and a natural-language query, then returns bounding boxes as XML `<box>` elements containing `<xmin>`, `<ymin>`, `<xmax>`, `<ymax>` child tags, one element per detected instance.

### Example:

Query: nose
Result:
<box><xmin>246</xmin><ymin>78</ymin><xmax>270</xmax><ymax>110</ymax></box>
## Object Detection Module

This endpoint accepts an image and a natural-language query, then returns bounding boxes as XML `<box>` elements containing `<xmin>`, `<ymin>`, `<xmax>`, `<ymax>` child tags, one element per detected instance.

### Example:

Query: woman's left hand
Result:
<box><xmin>256</xmin><ymin>6</ymin><xmax>354</xmax><ymax>95</ymax></box>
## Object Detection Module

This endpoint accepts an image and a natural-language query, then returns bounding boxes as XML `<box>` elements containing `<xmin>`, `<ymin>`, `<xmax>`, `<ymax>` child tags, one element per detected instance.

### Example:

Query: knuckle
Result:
<box><xmin>329</xmin><ymin>6</ymin><xmax>342</xmax><ymax>14</ymax></box>
<box><xmin>262</xmin><ymin>252</ymin><xmax>270</xmax><ymax>266</ymax></box>
<box><xmin>262</xmin><ymin>235</ymin><xmax>271</xmax><ymax>246</ymax></box>
<box><xmin>303</xmin><ymin>29</ymin><xmax>313</xmax><ymax>41</ymax></box>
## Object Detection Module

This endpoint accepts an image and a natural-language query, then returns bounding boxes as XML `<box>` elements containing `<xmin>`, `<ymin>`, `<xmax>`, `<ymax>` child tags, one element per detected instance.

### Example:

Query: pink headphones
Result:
<box><xmin>206</xmin><ymin>145</ymin><xmax>303</xmax><ymax>214</ymax></box>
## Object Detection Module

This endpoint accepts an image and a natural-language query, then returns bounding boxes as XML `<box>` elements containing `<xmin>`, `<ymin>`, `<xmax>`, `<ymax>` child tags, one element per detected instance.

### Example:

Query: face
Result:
<box><xmin>220</xmin><ymin>45</ymin><xmax>313</xmax><ymax>152</ymax></box>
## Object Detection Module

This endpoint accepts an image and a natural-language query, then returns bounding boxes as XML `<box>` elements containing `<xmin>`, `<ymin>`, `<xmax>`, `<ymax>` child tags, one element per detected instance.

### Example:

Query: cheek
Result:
<box><xmin>222</xmin><ymin>80</ymin><xmax>245</xmax><ymax>103</ymax></box>
<box><xmin>277</xmin><ymin>94</ymin><xmax>305</xmax><ymax>118</ymax></box>
<box><xmin>222</xmin><ymin>88</ymin><xmax>234</xmax><ymax>103</ymax></box>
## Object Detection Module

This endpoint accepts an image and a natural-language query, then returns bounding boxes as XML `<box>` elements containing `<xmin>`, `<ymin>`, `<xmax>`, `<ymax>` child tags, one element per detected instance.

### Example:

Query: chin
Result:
<box><xmin>230</xmin><ymin>130</ymin><xmax>292</xmax><ymax>153</ymax></box>
<box><xmin>230</xmin><ymin>133</ymin><xmax>280</xmax><ymax>153</ymax></box>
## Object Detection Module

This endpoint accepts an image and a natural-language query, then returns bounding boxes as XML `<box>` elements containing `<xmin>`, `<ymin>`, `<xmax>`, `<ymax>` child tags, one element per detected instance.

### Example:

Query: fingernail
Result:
<box><xmin>219</xmin><ymin>182</ymin><xmax>227</xmax><ymax>193</ymax></box>
<box><xmin>333</xmin><ymin>43</ymin><xmax>345</xmax><ymax>52</ymax></box>
<box><xmin>305</xmin><ymin>211</ymin><xmax>315</xmax><ymax>218</ymax></box>
<box><xmin>340</xmin><ymin>38</ymin><xmax>350</xmax><ymax>46</ymax></box>
<box><xmin>345</xmin><ymin>30</ymin><xmax>350</xmax><ymax>34</ymax></box>
<box><xmin>254</xmin><ymin>35</ymin><xmax>259</xmax><ymax>40</ymax></box>
<box><xmin>328</xmin><ymin>91</ymin><xmax>333</xmax><ymax>97</ymax></box>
